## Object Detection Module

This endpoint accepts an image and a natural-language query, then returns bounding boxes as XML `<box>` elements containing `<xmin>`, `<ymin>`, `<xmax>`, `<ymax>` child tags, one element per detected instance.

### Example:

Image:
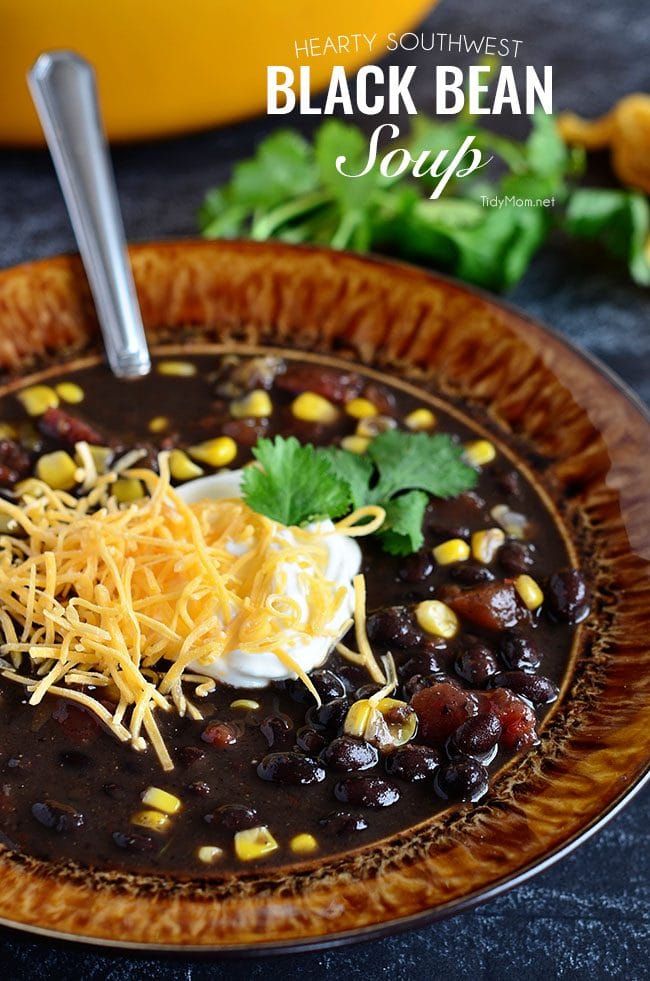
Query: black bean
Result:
<box><xmin>112</xmin><ymin>830</ymin><xmax>156</xmax><ymax>852</ymax></box>
<box><xmin>322</xmin><ymin>736</ymin><xmax>378</xmax><ymax>772</ymax></box>
<box><xmin>355</xmin><ymin>683</ymin><xmax>384</xmax><ymax>700</ymax></box>
<box><xmin>450</xmin><ymin>713</ymin><xmax>502</xmax><ymax>757</ymax></box>
<box><xmin>32</xmin><ymin>800</ymin><xmax>85</xmax><ymax>833</ymax></box>
<box><xmin>488</xmin><ymin>671</ymin><xmax>558</xmax><ymax>705</ymax></box>
<box><xmin>426</xmin><ymin>520</ymin><xmax>471</xmax><ymax>543</ymax></box>
<box><xmin>260</xmin><ymin>714</ymin><xmax>294</xmax><ymax>749</ymax></box>
<box><xmin>295</xmin><ymin>726</ymin><xmax>327</xmax><ymax>754</ymax></box>
<box><xmin>257</xmin><ymin>752</ymin><xmax>326</xmax><ymax>786</ymax></box>
<box><xmin>498</xmin><ymin>468</ymin><xmax>524</xmax><ymax>500</ymax></box>
<box><xmin>305</xmin><ymin>697</ymin><xmax>349</xmax><ymax>733</ymax></box>
<box><xmin>334</xmin><ymin>776</ymin><xmax>400</xmax><ymax>808</ymax></box>
<box><xmin>454</xmin><ymin>643</ymin><xmax>499</xmax><ymax>686</ymax></box>
<box><xmin>206</xmin><ymin>804</ymin><xmax>259</xmax><ymax>831</ymax></box>
<box><xmin>399</xmin><ymin>651</ymin><xmax>446</xmax><ymax>681</ymax></box>
<box><xmin>434</xmin><ymin>760</ymin><xmax>489</xmax><ymax>802</ymax></box>
<box><xmin>402</xmin><ymin>673</ymin><xmax>446</xmax><ymax>699</ymax></box>
<box><xmin>285</xmin><ymin>669</ymin><xmax>346</xmax><ymax>704</ymax></box>
<box><xmin>385</xmin><ymin>744</ymin><xmax>440</xmax><ymax>782</ymax></box>
<box><xmin>498</xmin><ymin>542</ymin><xmax>534</xmax><ymax>577</ymax></box>
<box><xmin>312</xmin><ymin>669</ymin><xmax>347</xmax><ymax>701</ymax></box>
<box><xmin>336</xmin><ymin>664</ymin><xmax>368</xmax><ymax>692</ymax></box>
<box><xmin>366</xmin><ymin>606</ymin><xmax>424</xmax><ymax>650</ymax></box>
<box><xmin>58</xmin><ymin>750</ymin><xmax>91</xmax><ymax>768</ymax></box>
<box><xmin>177</xmin><ymin>745</ymin><xmax>206</xmax><ymax>768</ymax></box>
<box><xmin>398</xmin><ymin>552</ymin><xmax>434</xmax><ymax>583</ymax></box>
<box><xmin>499</xmin><ymin>630</ymin><xmax>541</xmax><ymax>671</ymax></box>
<box><xmin>546</xmin><ymin>569</ymin><xmax>590</xmax><ymax>624</ymax></box>
<box><xmin>318</xmin><ymin>810</ymin><xmax>368</xmax><ymax>835</ymax></box>
<box><xmin>449</xmin><ymin>561</ymin><xmax>495</xmax><ymax>585</ymax></box>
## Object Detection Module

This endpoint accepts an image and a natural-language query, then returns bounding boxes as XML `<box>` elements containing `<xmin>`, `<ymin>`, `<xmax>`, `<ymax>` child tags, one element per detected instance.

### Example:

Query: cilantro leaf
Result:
<box><xmin>320</xmin><ymin>447</ymin><xmax>374</xmax><ymax>510</ymax></box>
<box><xmin>230</xmin><ymin>130</ymin><xmax>318</xmax><ymax>210</ymax></box>
<box><xmin>377</xmin><ymin>491</ymin><xmax>429</xmax><ymax>555</ymax></box>
<box><xmin>241</xmin><ymin>436</ymin><xmax>350</xmax><ymax>527</ymax></box>
<box><xmin>241</xmin><ymin>431</ymin><xmax>477</xmax><ymax>554</ymax></box>
<box><xmin>369</xmin><ymin>430</ymin><xmax>477</xmax><ymax>501</ymax></box>
<box><xmin>563</xmin><ymin>188</ymin><xmax>650</xmax><ymax>286</ymax></box>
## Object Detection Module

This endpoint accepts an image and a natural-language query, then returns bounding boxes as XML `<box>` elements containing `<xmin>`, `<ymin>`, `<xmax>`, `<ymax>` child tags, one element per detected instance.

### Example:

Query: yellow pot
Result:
<box><xmin>1</xmin><ymin>0</ymin><xmax>434</xmax><ymax>146</ymax></box>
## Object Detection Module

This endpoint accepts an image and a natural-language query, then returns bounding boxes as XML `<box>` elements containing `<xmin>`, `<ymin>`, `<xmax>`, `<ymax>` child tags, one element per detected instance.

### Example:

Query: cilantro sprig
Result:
<box><xmin>199</xmin><ymin>114</ymin><xmax>650</xmax><ymax>291</ymax></box>
<box><xmin>241</xmin><ymin>431</ymin><xmax>477</xmax><ymax>555</ymax></box>
<box><xmin>241</xmin><ymin>436</ymin><xmax>351</xmax><ymax>527</ymax></box>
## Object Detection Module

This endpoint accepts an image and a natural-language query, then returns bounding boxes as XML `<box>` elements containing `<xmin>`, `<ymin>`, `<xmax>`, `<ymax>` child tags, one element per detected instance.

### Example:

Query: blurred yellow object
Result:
<box><xmin>558</xmin><ymin>93</ymin><xmax>650</xmax><ymax>195</ymax></box>
<box><xmin>1</xmin><ymin>0</ymin><xmax>434</xmax><ymax>146</ymax></box>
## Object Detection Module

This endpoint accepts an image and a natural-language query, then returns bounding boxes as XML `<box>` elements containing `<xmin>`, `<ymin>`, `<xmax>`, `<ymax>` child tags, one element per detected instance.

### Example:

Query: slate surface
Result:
<box><xmin>0</xmin><ymin>0</ymin><xmax>648</xmax><ymax>977</ymax></box>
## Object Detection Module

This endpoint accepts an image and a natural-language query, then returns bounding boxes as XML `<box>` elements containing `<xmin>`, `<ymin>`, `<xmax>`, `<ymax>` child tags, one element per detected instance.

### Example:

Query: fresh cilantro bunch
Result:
<box><xmin>199</xmin><ymin>115</ymin><xmax>650</xmax><ymax>290</ymax></box>
<box><xmin>241</xmin><ymin>431</ymin><xmax>477</xmax><ymax>555</ymax></box>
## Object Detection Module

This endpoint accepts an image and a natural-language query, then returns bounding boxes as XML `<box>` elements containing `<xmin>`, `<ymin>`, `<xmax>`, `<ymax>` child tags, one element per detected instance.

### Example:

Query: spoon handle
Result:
<box><xmin>28</xmin><ymin>51</ymin><xmax>151</xmax><ymax>379</ymax></box>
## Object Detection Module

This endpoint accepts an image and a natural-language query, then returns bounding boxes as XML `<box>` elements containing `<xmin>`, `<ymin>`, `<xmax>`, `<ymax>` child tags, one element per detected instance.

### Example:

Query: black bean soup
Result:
<box><xmin>0</xmin><ymin>351</ymin><xmax>590</xmax><ymax>875</ymax></box>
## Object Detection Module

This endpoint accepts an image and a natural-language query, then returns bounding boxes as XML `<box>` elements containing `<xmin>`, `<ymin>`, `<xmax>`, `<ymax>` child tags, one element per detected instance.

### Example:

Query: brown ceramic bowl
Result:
<box><xmin>0</xmin><ymin>240</ymin><xmax>648</xmax><ymax>952</ymax></box>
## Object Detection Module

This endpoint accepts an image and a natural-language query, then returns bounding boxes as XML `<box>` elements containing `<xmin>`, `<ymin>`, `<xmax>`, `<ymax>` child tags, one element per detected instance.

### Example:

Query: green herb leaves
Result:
<box><xmin>198</xmin><ymin>114</ymin><xmax>650</xmax><ymax>291</ymax></box>
<box><xmin>564</xmin><ymin>188</ymin><xmax>650</xmax><ymax>287</ymax></box>
<box><xmin>241</xmin><ymin>431</ymin><xmax>477</xmax><ymax>555</ymax></box>
<box><xmin>241</xmin><ymin>436</ymin><xmax>351</xmax><ymax>527</ymax></box>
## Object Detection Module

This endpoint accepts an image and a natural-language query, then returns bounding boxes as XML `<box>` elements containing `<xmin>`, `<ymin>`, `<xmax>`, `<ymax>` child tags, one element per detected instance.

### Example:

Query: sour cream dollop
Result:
<box><xmin>176</xmin><ymin>469</ymin><xmax>361</xmax><ymax>688</ymax></box>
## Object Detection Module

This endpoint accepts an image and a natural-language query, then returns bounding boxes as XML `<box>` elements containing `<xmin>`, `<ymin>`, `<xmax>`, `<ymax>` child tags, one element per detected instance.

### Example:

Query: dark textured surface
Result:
<box><xmin>0</xmin><ymin>0</ymin><xmax>649</xmax><ymax>977</ymax></box>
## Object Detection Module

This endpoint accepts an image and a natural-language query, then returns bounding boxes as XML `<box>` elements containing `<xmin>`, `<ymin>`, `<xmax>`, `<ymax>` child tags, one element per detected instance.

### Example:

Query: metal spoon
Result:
<box><xmin>28</xmin><ymin>51</ymin><xmax>151</xmax><ymax>379</ymax></box>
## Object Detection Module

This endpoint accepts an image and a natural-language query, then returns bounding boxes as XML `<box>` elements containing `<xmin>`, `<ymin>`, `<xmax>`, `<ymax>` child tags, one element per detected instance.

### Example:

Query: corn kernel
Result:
<box><xmin>491</xmin><ymin>504</ymin><xmax>528</xmax><ymax>540</ymax></box>
<box><xmin>290</xmin><ymin>833</ymin><xmax>318</xmax><ymax>855</ymax></box>
<box><xmin>433</xmin><ymin>538</ymin><xmax>470</xmax><ymax>565</ymax></box>
<box><xmin>464</xmin><ymin>439</ymin><xmax>497</xmax><ymax>467</ymax></box>
<box><xmin>415</xmin><ymin>600</ymin><xmax>459</xmax><ymax>639</ymax></box>
<box><xmin>17</xmin><ymin>385</ymin><xmax>59</xmax><ymax>417</ymax></box>
<box><xmin>169</xmin><ymin>449</ymin><xmax>204</xmax><ymax>481</ymax></box>
<box><xmin>112</xmin><ymin>478</ymin><xmax>144</xmax><ymax>503</ymax></box>
<box><xmin>197</xmin><ymin>845</ymin><xmax>224</xmax><ymax>864</ymax></box>
<box><xmin>141</xmin><ymin>786</ymin><xmax>182</xmax><ymax>815</ymax></box>
<box><xmin>157</xmin><ymin>360</ymin><xmax>197</xmax><ymax>377</ymax></box>
<box><xmin>230</xmin><ymin>699</ymin><xmax>260</xmax><ymax>711</ymax></box>
<box><xmin>514</xmin><ymin>574</ymin><xmax>544</xmax><ymax>611</ymax></box>
<box><xmin>188</xmin><ymin>437</ymin><xmax>237</xmax><ymax>468</ymax></box>
<box><xmin>36</xmin><ymin>450</ymin><xmax>78</xmax><ymax>490</ymax></box>
<box><xmin>234</xmin><ymin>826</ymin><xmax>279</xmax><ymax>861</ymax></box>
<box><xmin>373</xmin><ymin>697</ymin><xmax>418</xmax><ymax>747</ymax></box>
<box><xmin>345</xmin><ymin>397</ymin><xmax>377</xmax><ymax>420</ymax></box>
<box><xmin>356</xmin><ymin>414</ymin><xmax>397</xmax><ymax>438</ymax></box>
<box><xmin>131</xmin><ymin>809</ymin><xmax>171</xmax><ymax>832</ymax></box>
<box><xmin>291</xmin><ymin>391</ymin><xmax>338</xmax><ymax>424</ymax></box>
<box><xmin>230</xmin><ymin>389</ymin><xmax>273</xmax><ymax>419</ymax></box>
<box><xmin>340</xmin><ymin>435</ymin><xmax>370</xmax><ymax>455</ymax></box>
<box><xmin>148</xmin><ymin>415</ymin><xmax>169</xmax><ymax>433</ymax></box>
<box><xmin>0</xmin><ymin>423</ymin><xmax>16</xmax><ymax>439</ymax></box>
<box><xmin>343</xmin><ymin>699</ymin><xmax>373</xmax><ymax>738</ymax></box>
<box><xmin>55</xmin><ymin>382</ymin><xmax>84</xmax><ymax>404</ymax></box>
<box><xmin>405</xmin><ymin>407</ymin><xmax>436</xmax><ymax>431</ymax></box>
<box><xmin>471</xmin><ymin>528</ymin><xmax>506</xmax><ymax>564</ymax></box>
<box><xmin>345</xmin><ymin>697</ymin><xmax>417</xmax><ymax>750</ymax></box>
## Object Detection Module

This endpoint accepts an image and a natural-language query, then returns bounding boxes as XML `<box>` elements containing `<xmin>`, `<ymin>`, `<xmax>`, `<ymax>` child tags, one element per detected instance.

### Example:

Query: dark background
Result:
<box><xmin>0</xmin><ymin>0</ymin><xmax>649</xmax><ymax>977</ymax></box>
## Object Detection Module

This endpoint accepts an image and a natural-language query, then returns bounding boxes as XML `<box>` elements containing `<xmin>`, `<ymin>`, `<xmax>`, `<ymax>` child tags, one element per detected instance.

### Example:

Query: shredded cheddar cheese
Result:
<box><xmin>0</xmin><ymin>451</ymin><xmax>382</xmax><ymax>770</ymax></box>
<box><xmin>336</xmin><ymin>574</ymin><xmax>387</xmax><ymax>685</ymax></box>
